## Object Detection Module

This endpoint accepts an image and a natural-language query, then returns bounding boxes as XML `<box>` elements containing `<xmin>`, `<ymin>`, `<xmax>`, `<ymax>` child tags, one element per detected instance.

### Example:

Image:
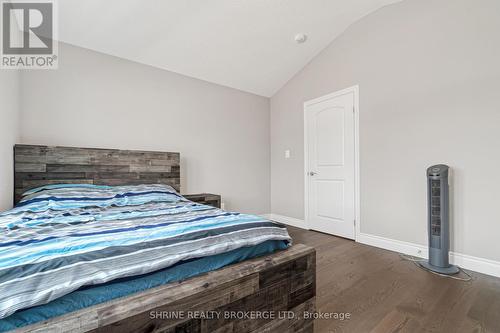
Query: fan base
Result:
<box><xmin>419</xmin><ymin>261</ymin><xmax>460</xmax><ymax>275</ymax></box>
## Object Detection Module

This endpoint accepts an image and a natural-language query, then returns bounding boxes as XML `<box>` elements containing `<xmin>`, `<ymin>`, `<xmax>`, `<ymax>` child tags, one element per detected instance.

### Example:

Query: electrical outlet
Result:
<box><xmin>285</xmin><ymin>150</ymin><xmax>291</xmax><ymax>159</ymax></box>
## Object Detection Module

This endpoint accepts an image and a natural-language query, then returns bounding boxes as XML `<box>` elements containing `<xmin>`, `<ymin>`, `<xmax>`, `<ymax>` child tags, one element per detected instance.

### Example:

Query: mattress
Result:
<box><xmin>0</xmin><ymin>184</ymin><xmax>291</xmax><ymax>323</ymax></box>
<box><xmin>0</xmin><ymin>239</ymin><xmax>287</xmax><ymax>332</ymax></box>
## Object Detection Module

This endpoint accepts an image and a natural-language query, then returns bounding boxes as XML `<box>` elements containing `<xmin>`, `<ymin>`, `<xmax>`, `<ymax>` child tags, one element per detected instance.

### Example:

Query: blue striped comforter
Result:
<box><xmin>0</xmin><ymin>184</ymin><xmax>291</xmax><ymax>319</ymax></box>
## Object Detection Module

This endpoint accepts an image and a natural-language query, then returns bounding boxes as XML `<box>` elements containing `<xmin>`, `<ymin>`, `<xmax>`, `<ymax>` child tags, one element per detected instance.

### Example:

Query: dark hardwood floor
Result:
<box><xmin>287</xmin><ymin>226</ymin><xmax>500</xmax><ymax>333</ymax></box>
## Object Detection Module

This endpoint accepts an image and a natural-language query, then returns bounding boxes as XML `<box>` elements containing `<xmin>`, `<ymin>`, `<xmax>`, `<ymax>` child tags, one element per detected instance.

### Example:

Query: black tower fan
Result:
<box><xmin>420</xmin><ymin>164</ymin><xmax>459</xmax><ymax>274</ymax></box>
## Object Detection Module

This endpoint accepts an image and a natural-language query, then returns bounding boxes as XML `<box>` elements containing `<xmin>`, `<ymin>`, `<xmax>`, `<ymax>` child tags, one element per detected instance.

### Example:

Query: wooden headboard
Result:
<box><xmin>14</xmin><ymin>145</ymin><xmax>180</xmax><ymax>204</ymax></box>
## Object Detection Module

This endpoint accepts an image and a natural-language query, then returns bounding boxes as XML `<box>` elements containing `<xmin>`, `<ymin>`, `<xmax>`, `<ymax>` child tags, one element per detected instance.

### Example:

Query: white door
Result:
<box><xmin>305</xmin><ymin>90</ymin><xmax>356</xmax><ymax>239</ymax></box>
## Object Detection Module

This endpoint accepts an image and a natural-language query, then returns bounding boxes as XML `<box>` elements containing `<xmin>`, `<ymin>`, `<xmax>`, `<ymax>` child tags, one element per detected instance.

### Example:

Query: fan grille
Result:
<box><xmin>430</xmin><ymin>180</ymin><xmax>441</xmax><ymax>236</ymax></box>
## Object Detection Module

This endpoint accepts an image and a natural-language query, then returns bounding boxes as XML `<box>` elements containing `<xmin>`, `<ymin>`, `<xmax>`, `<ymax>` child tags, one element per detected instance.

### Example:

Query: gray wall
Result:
<box><xmin>0</xmin><ymin>71</ymin><xmax>19</xmax><ymax>211</ymax></box>
<box><xmin>271</xmin><ymin>0</ymin><xmax>500</xmax><ymax>261</ymax></box>
<box><xmin>20</xmin><ymin>43</ymin><xmax>271</xmax><ymax>214</ymax></box>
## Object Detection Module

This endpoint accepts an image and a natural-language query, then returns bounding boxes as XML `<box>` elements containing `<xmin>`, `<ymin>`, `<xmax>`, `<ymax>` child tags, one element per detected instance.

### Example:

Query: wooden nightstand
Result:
<box><xmin>183</xmin><ymin>193</ymin><xmax>221</xmax><ymax>208</ymax></box>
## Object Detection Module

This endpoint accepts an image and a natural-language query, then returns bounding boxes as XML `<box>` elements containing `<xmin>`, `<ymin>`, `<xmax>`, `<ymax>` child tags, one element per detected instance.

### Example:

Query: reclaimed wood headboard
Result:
<box><xmin>14</xmin><ymin>145</ymin><xmax>180</xmax><ymax>204</ymax></box>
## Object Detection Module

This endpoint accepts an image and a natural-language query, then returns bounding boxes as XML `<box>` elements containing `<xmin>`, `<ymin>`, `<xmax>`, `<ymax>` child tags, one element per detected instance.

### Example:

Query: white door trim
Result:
<box><xmin>303</xmin><ymin>85</ymin><xmax>360</xmax><ymax>240</ymax></box>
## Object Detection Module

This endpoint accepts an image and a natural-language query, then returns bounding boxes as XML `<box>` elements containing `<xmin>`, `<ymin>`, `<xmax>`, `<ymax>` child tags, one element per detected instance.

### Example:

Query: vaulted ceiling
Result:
<box><xmin>59</xmin><ymin>0</ymin><xmax>401</xmax><ymax>96</ymax></box>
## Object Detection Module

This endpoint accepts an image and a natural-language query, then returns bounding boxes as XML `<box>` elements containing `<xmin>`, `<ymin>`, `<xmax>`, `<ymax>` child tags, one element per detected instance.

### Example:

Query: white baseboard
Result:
<box><xmin>448</xmin><ymin>252</ymin><xmax>500</xmax><ymax>278</ymax></box>
<box><xmin>262</xmin><ymin>214</ymin><xmax>500</xmax><ymax>278</ymax></box>
<box><xmin>356</xmin><ymin>233</ymin><xmax>428</xmax><ymax>258</ymax></box>
<box><xmin>261</xmin><ymin>213</ymin><xmax>308</xmax><ymax>229</ymax></box>
<box><xmin>357</xmin><ymin>232</ymin><xmax>500</xmax><ymax>278</ymax></box>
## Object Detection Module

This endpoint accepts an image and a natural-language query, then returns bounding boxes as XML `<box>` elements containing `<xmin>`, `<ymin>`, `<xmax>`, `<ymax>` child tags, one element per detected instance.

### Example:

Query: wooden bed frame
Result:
<box><xmin>14</xmin><ymin>145</ymin><xmax>181</xmax><ymax>205</ymax></box>
<box><xmin>11</xmin><ymin>145</ymin><xmax>316</xmax><ymax>333</ymax></box>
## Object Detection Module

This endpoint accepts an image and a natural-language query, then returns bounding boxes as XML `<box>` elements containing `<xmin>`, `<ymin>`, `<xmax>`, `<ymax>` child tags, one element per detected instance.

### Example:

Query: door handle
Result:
<box><xmin>308</xmin><ymin>171</ymin><xmax>317</xmax><ymax>176</ymax></box>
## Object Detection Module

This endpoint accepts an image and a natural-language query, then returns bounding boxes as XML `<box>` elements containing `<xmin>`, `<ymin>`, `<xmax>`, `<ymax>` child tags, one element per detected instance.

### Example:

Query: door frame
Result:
<box><xmin>303</xmin><ymin>85</ymin><xmax>360</xmax><ymax>240</ymax></box>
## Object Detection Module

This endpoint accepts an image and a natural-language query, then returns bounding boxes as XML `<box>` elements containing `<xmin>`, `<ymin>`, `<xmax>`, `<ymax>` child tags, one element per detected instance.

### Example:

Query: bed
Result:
<box><xmin>0</xmin><ymin>145</ymin><xmax>316</xmax><ymax>333</ymax></box>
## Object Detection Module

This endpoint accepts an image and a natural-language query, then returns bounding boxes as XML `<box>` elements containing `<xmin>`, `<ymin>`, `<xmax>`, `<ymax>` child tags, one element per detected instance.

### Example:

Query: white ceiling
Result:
<box><xmin>59</xmin><ymin>0</ymin><xmax>400</xmax><ymax>97</ymax></box>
